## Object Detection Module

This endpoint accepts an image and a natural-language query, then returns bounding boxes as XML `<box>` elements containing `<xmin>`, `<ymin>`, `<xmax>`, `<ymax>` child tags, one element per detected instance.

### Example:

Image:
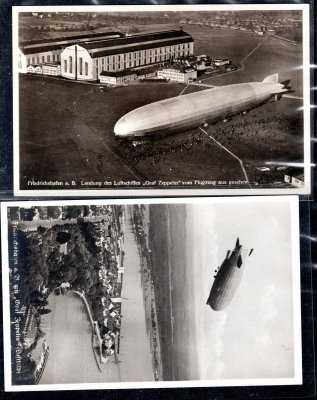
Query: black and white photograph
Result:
<box><xmin>1</xmin><ymin>197</ymin><xmax>302</xmax><ymax>391</ymax></box>
<box><xmin>13</xmin><ymin>4</ymin><xmax>311</xmax><ymax>196</ymax></box>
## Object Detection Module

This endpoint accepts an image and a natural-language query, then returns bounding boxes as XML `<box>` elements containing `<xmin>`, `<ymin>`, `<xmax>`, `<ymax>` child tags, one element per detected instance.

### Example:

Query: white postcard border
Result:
<box><xmin>12</xmin><ymin>4</ymin><xmax>311</xmax><ymax>196</ymax></box>
<box><xmin>1</xmin><ymin>196</ymin><xmax>302</xmax><ymax>391</ymax></box>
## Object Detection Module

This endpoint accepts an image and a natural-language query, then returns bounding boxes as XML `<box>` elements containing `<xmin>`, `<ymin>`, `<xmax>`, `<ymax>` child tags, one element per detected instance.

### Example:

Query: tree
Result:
<box><xmin>56</xmin><ymin>231</ymin><xmax>71</xmax><ymax>244</ymax></box>
<box><xmin>31</xmin><ymin>298</ymin><xmax>48</xmax><ymax>307</ymax></box>
<box><xmin>48</xmin><ymin>206</ymin><xmax>62</xmax><ymax>219</ymax></box>
<box><xmin>37</xmin><ymin>308</ymin><xmax>51</xmax><ymax>315</ymax></box>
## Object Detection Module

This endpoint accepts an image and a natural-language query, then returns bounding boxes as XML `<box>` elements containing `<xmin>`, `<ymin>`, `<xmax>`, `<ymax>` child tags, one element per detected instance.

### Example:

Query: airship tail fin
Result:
<box><xmin>263</xmin><ymin>73</ymin><xmax>279</xmax><ymax>84</ymax></box>
<box><xmin>281</xmin><ymin>79</ymin><xmax>292</xmax><ymax>90</ymax></box>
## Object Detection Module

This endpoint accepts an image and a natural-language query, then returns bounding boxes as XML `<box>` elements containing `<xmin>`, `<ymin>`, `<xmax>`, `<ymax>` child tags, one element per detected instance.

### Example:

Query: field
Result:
<box><xmin>18</xmin><ymin>25</ymin><xmax>305</xmax><ymax>191</ymax></box>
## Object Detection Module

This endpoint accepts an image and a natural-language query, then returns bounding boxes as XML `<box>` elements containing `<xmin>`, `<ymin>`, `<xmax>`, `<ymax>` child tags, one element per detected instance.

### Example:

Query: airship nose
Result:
<box><xmin>114</xmin><ymin>117</ymin><xmax>132</xmax><ymax>137</ymax></box>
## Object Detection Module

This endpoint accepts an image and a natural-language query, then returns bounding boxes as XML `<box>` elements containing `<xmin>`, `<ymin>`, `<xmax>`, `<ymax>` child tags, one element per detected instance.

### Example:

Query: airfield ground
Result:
<box><xmin>18</xmin><ymin>27</ymin><xmax>305</xmax><ymax>191</ymax></box>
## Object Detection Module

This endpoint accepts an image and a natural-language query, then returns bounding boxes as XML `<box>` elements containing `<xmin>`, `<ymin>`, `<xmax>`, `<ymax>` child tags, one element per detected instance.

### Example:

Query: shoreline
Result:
<box><xmin>71</xmin><ymin>290</ymin><xmax>105</xmax><ymax>371</ymax></box>
<box><xmin>130</xmin><ymin>205</ymin><xmax>163</xmax><ymax>381</ymax></box>
<box><xmin>148</xmin><ymin>203</ymin><xmax>201</xmax><ymax>381</ymax></box>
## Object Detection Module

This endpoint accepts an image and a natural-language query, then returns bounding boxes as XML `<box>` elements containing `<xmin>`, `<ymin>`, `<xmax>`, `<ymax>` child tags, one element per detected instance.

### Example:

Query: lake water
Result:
<box><xmin>40</xmin><ymin>208</ymin><xmax>153</xmax><ymax>384</ymax></box>
<box><xmin>149</xmin><ymin>201</ymin><xmax>295</xmax><ymax>382</ymax></box>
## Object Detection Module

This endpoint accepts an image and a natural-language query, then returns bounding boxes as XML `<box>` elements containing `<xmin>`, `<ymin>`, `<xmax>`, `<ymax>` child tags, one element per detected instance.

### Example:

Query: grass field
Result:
<box><xmin>18</xmin><ymin>26</ymin><xmax>305</xmax><ymax>191</ymax></box>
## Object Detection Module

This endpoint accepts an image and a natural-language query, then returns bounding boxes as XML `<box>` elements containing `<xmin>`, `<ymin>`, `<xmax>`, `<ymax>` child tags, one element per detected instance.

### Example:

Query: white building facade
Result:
<box><xmin>18</xmin><ymin>32</ymin><xmax>123</xmax><ymax>74</ymax></box>
<box><xmin>61</xmin><ymin>45</ymin><xmax>92</xmax><ymax>80</ymax></box>
<box><xmin>42</xmin><ymin>63</ymin><xmax>61</xmax><ymax>76</ymax></box>
<box><xmin>27</xmin><ymin>65</ymin><xmax>43</xmax><ymax>74</ymax></box>
<box><xmin>19</xmin><ymin>29</ymin><xmax>194</xmax><ymax>82</ymax></box>
<box><xmin>19</xmin><ymin>48</ymin><xmax>61</xmax><ymax>74</ymax></box>
<box><xmin>99</xmin><ymin>71</ymin><xmax>137</xmax><ymax>85</ymax></box>
<box><xmin>157</xmin><ymin>66</ymin><xmax>197</xmax><ymax>83</ymax></box>
<box><xmin>59</xmin><ymin>29</ymin><xmax>194</xmax><ymax>81</ymax></box>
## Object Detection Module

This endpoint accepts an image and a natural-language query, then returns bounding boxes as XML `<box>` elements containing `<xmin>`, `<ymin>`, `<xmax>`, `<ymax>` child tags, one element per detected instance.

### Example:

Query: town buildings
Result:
<box><xmin>99</xmin><ymin>70</ymin><xmax>138</xmax><ymax>85</ymax></box>
<box><xmin>157</xmin><ymin>65</ymin><xmax>197</xmax><ymax>83</ymax></box>
<box><xmin>26</xmin><ymin>62</ymin><xmax>61</xmax><ymax>76</ymax></box>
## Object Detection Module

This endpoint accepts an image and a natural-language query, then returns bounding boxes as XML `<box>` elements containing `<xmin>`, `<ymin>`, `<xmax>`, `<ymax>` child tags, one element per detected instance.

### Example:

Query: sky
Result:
<box><xmin>185</xmin><ymin>199</ymin><xmax>297</xmax><ymax>381</ymax></box>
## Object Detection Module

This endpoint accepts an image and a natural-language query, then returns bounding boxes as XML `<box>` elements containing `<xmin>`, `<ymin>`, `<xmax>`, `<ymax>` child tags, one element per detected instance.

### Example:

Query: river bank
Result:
<box><xmin>39</xmin><ymin>292</ymin><xmax>113</xmax><ymax>384</ymax></box>
<box><xmin>130</xmin><ymin>204</ymin><xmax>162</xmax><ymax>380</ymax></box>
<box><xmin>38</xmin><ymin>206</ymin><xmax>154</xmax><ymax>384</ymax></box>
<box><xmin>117</xmin><ymin>205</ymin><xmax>154</xmax><ymax>382</ymax></box>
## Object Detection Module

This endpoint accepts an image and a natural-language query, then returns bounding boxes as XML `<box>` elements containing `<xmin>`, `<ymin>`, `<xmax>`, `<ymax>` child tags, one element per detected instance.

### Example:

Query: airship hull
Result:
<box><xmin>114</xmin><ymin>76</ymin><xmax>287</xmax><ymax>138</ymax></box>
<box><xmin>206</xmin><ymin>259</ymin><xmax>245</xmax><ymax>311</ymax></box>
<box><xmin>206</xmin><ymin>239</ymin><xmax>253</xmax><ymax>311</ymax></box>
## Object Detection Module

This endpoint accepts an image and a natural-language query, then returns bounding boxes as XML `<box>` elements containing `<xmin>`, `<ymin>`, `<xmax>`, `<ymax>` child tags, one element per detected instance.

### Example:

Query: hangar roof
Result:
<box><xmin>20</xmin><ymin>31</ymin><xmax>123</xmax><ymax>55</ymax></box>
<box><xmin>81</xmin><ymin>30</ymin><xmax>193</xmax><ymax>58</ymax></box>
<box><xmin>20</xmin><ymin>30</ymin><xmax>193</xmax><ymax>57</ymax></box>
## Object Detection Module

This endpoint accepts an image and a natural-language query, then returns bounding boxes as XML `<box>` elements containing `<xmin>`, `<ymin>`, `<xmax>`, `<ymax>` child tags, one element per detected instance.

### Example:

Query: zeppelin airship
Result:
<box><xmin>114</xmin><ymin>73</ymin><xmax>289</xmax><ymax>138</ymax></box>
<box><xmin>206</xmin><ymin>238</ymin><xmax>253</xmax><ymax>311</ymax></box>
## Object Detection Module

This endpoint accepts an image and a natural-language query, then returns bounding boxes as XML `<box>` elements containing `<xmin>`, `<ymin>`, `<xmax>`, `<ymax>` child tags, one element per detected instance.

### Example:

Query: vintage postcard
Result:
<box><xmin>1</xmin><ymin>196</ymin><xmax>302</xmax><ymax>391</ymax></box>
<box><xmin>12</xmin><ymin>4</ymin><xmax>311</xmax><ymax>196</ymax></box>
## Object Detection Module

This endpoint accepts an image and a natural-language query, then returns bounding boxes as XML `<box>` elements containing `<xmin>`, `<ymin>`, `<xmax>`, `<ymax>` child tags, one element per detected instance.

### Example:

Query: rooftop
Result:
<box><xmin>161</xmin><ymin>64</ymin><xmax>196</xmax><ymax>73</ymax></box>
<box><xmin>20</xmin><ymin>31</ymin><xmax>124</xmax><ymax>55</ymax></box>
<box><xmin>20</xmin><ymin>30</ymin><xmax>193</xmax><ymax>57</ymax></box>
<box><xmin>82</xmin><ymin>29</ymin><xmax>193</xmax><ymax>58</ymax></box>
<box><xmin>100</xmin><ymin>70</ymin><xmax>137</xmax><ymax>78</ymax></box>
<box><xmin>42</xmin><ymin>62</ymin><xmax>61</xmax><ymax>67</ymax></box>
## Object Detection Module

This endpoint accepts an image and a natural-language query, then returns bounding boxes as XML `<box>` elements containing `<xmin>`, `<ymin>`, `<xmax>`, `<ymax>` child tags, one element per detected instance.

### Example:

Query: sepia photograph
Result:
<box><xmin>1</xmin><ymin>197</ymin><xmax>302</xmax><ymax>391</ymax></box>
<box><xmin>13</xmin><ymin>4</ymin><xmax>311</xmax><ymax>196</ymax></box>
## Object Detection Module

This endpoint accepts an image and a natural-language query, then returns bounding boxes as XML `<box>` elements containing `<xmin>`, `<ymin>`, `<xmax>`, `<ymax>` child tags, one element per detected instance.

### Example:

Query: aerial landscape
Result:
<box><xmin>3</xmin><ymin>197</ymin><xmax>301</xmax><ymax>388</ymax></box>
<box><xmin>15</xmin><ymin>7</ymin><xmax>309</xmax><ymax>193</ymax></box>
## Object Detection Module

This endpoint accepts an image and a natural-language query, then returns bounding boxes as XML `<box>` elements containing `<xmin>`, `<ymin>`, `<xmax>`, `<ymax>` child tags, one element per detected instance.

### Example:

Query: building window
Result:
<box><xmin>42</xmin><ymin>56</ymin><xmax>45</xmax><ymax>63</ymax></box>
<box><xmin>69</xmin><ymin>56</ymin><xmax>72</xmax><ymax>74</ymax></box>
<box><xmin>85</xmin><ymin>62</ymin><xmax>88</xmax><ymax>76</ymax></box>
<box><xmin>64</xmin><ymin>59</ymin><xmax>67</xmax><ymax>73</ymax></box>
<box><xmin>79</xmin><ymin>57</ymin><xmax>83</xmax><ymax>75</ymax></box>
<box><xmin>47</xmin><ymin>55</ymin><xmax>51</xmax><ymax>62</ymax></box>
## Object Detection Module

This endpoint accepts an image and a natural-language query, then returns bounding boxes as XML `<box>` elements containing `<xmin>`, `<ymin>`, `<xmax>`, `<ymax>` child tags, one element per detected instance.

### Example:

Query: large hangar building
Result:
<box><xmin>18</xmin><ymin>29</ymin><xmax>194</xmax><ymax>81</ymax></box>
<box><xmin>18</xmin><ymin>31</ymin><xmax>123</xmax><ymax>74</ymax></box>
<box><xmin>60</xmin><ymin>29</ymin><xmax>194</xmax><ymax>81</ymax></box>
